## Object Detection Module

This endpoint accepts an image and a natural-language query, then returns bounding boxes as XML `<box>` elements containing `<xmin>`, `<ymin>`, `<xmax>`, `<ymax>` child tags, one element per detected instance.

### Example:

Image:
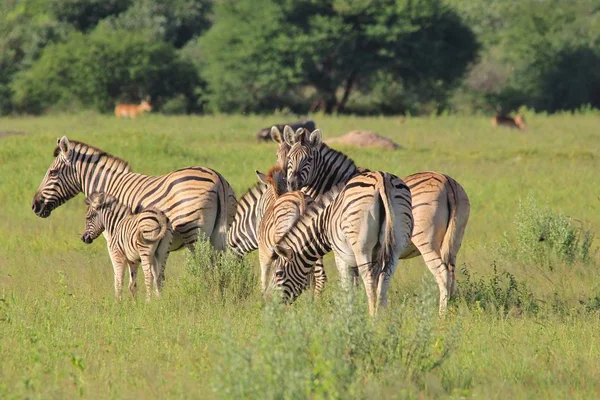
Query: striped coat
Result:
<box><xmin>82</xmin><ymin>192</ymin><xmax>173</xmax><ymax>301</ymax></box>
<box><xmin>270</xmin><ymin>171</ymin><xmax>414</xmax><ymax>315</ymax></box>
<box><xmin>255</xmin><ymin>166</ymin><xmax>327</xmax><ymax>294</ymax></box>
<box><xmin>32</xmin><ymin>137</ymin><xmax>237</xmax><ymax>256</ymax></box>
<box><xmin>272</xmin><ymin>126</ymin><xmax>470</xmax><ymax>313</ymax></box>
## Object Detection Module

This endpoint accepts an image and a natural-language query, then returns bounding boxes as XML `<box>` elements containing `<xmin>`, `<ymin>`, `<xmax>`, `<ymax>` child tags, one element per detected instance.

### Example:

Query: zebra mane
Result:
<box><xmin>276</xmin><ymin>182</ymin><xmax>344</xmax><ymax>246</ymax></box>
<box><xmin>266</xmin><ymin>164</ymin><xmax>286</xmax><ymax>197</ymax></box>
<box><xmin>53</xmin><ymin>140</ymin><xmax>131</xmax><ymax>172</ymax></box>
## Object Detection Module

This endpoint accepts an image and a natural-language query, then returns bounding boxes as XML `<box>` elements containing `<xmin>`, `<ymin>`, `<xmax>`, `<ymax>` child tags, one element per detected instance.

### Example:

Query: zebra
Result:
<box><xmin>255</xmin><ymin>165</ymin><xmax>327</xmax><ymax>295</ymax></box>
<box><xmin>226</xmin><ymin>164</ymin><xmax>326</xmax><ymax>294</ymax></box>
<box><xmin>274</xmin><ymin>126</ymin><xmax>470</xmax><ymax>313</ymax></box>
<box><xmin>269</xmin><ymin>171</ymin><xmax>414</xmax><ymax>315</ymax></box>
<box><xmin>81</xmin><ymin>192</ymin><xmax>173</xmax><ymax>301</ymax></box>
<box><xmin>32</xmin><ymin>137</ymin><xmax>237</xmax><ymax>260</ymax></box>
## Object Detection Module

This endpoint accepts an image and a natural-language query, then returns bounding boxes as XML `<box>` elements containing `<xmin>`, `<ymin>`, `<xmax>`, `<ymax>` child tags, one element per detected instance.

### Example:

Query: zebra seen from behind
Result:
<box><xmin>32</xmin><ymin>137</ymin><xmax>237</xmax><ymax>257</ymax></box>
<box><xmin>274</xmin><ymin>126</ymin><xmax>470</xmax><ymax>313</ymax></box>
<box><xmin>269</xmin><ymin>171</ymin><xmax>414</xmax><ymax>315</ymax></box>
<box><xmin>255</xmin><ymin>165</ymin><xmax>327</xmax><ymax>295</ymax></box>
<box><xmin>81</xmin><ymin>192</ymin><xmax>173</xmax><ymax>301</ymax></box>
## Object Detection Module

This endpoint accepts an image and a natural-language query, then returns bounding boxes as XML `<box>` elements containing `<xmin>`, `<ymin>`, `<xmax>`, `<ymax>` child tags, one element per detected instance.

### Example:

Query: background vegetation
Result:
<box><xmin>1</xmin><ymin>0</ymin><xmax>598</xmax><ymax>116</ymax></box>
<box><xmin>1</xmin><ymin>113</ymin><xmax>599</xmax><ymax>398</ymax></box>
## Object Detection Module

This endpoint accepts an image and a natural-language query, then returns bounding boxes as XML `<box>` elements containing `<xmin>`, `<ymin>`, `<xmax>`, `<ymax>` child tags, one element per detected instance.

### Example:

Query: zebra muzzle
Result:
<box><xmin>81</xmin><ymin>233</ymin><xmax>94</xmax><ymax>244</ymax></box>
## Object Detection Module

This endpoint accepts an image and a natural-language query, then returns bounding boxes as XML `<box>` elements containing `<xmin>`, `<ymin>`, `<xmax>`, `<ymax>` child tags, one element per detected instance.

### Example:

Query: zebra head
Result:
<box><xmin>81</xmin><ymin>192</ymin><xmax>108</xmax><ymax>244</ymax></box>
<box><xmin>32</xmin><ymin>136</ymin><xmax>80</xmax><ymax>218</ymax></box>
<box><xmin>270</xmin><ymin>126</ymin><xmax>290</xmax><ymax>169</ymax></box>
<box><xmin>269</xmin><ymin>244</ymin><xmax>310</xmax><ymax>303</ymax></box>
<box><xmin>285</xmin><ymin>129</ymin><xmax>322</xmax><ymax>191</ymax></box>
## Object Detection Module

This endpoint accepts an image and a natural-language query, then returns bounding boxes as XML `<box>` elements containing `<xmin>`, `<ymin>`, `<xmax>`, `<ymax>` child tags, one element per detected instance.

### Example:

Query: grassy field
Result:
<box><xmin>1</xmin><ymin>112</ymin><xmax>599</xmax><ymax>399</ymax></box>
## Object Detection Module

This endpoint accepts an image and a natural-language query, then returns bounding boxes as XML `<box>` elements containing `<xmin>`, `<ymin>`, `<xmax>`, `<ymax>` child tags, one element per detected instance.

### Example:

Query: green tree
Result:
<box><xmin>0</xmin><ymin>0</ymin><xmax>73</xmax><ymax>114</ymax></box>
<box><xmin>12</xmin><ymin>27</ymin><xmax>201</xmax><ymax>114</ymax></box>
<box><xmin>99</xmin><ymin>0</ymin><xmax>213</xmax><ymax>48</ymax></box>
<box><xmin>449</xmin><ymin>0</ymin><xmax>600</xmax><ymax>113</ymax></box>
<box><xmin>201</xmin><ymin>0</ymin><xmax>478</xmax><ymax>114</ymax></box>
<box><xmin>48</xmin><ymin>0</ymin><xmax>132</xmax><ymax>32</ymax></box>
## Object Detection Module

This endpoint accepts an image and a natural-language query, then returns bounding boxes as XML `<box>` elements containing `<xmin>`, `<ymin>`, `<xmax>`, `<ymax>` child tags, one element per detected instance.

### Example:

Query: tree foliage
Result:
<box><xmin>0</xmin><ymin>0</ymin><xmax>598</xmax><ymax>115</ymax></box>
<box><xmin>202</xmin><ymin>0</ymin><xmax>478</xmax><ymax>113</ymax></box>
<box><xmin>12</xmin><ymin>28</ymin><xmax>201</xmax><ymax>114</ymax></box>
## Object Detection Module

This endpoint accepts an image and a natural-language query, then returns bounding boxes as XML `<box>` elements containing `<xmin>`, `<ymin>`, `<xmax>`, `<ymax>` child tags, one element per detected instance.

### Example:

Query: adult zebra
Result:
<box><xmin>226</xmin><ymin>165</ymin><xmax>326</xmax><ymax>294</ymax></box>
<box><xmin>272</xmin><ymin>126</ymin><xmax>470</xmax><ymax>313</ymax></box>
<box><xmin>268</xmin><ymin>171</ymin><xmax>414</xmax><ymax>315</ymax></box>
<box><xmin>32</xmin><ymin>136</ymin><xmax>237</xmax><ymax>253</ymax></box>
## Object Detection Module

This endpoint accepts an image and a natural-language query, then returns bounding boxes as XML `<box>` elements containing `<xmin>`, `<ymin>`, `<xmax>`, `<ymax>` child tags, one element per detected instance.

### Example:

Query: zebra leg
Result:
<box><xmin>140</xmin><ymin>255</ymin><xmax>156</xmax><ymax>302</ymax></box>
<box><xmin>421</xmin><ymin>253</ymin><xmax>450</xmax><ymax>314</ymax></box>
<box><xmin>312</xmin><ymin>258</ymin><xmax>327</xmax><ymax>297</ymax></box>
<box><xmin>355</xmin><ymin>254</ymin><xmax>377</xmax><ymax>316</ymax></box>
<box><xmin>155</xmin><ymin>233</ymin><xmax>173</xmax><ymax>291</ymax></box>
<box><xmin>375</xmin><ymin>256</ymin><xmax>400</xmax><ymax>312</ymax></box>
<box><xmin>333</xmin><ymin>254</ymin><xmax>355</xmax><ymax>293</ymax></box>
<box><xmin>110</xmin><ymin>256</ymin><xmax>127</xmax><ymax>301</ymax></box>
<box><xmin>128</xmin><ymin>262</ymin><xmax>139</xmax><ymax>298</ymax></box>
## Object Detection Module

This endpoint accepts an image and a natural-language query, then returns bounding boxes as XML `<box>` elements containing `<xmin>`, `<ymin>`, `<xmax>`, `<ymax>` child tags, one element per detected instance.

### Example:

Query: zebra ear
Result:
<box><xmin>57</xmin><ymin>136</ymin><xmax>72</xmax><ymax>164</ymax></box>
<box><xmin>283</xmin><ymin>125</ymin><xmax>296</xmax><ymax>146</ymax></box>
<box><xmin>255</xmin><ymin>170</ymin><xmax>269</xmax><ymax>185</ymax></box>
<box><xmin>274</xmin><ymin>244</ymin><xmax>293</xmax><ymax>260</ymax></box>
<box><xmin>89</xmin><ymin>192</ymin><xmax>105</xmax><ymax>209</ymax></box>
<box><xmin>270</xmin><ymin>126</ymin><xmax>283</xmax><ymax>144</ymax></box>
<box><xmin>308</xmin><ymin>129</ymin><xmax>322</xmax><ymax>148</ymax></box>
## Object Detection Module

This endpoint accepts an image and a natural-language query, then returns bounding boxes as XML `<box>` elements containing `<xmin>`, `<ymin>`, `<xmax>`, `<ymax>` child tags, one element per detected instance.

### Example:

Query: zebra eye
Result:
<box><xmin>275</xmin><ymin>270</ymin><xmax>284</xmax><ymax>278</ymax></box>
<box><xmin>49</xmin><ymin>169</ymin><xmax>59</xmax><ymax>177</ymax></box>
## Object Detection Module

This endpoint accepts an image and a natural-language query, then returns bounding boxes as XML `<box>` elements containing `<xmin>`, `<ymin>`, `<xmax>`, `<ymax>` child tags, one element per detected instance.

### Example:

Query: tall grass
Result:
<box><xmin>214</xmin><ymin>277</ymin><xmax>460</xmax><ymax>399</ymax></box>
<box><xmin>0</xmin><ymin>113</ymin><xmax>599</xmax><ymax>398</ymax></box>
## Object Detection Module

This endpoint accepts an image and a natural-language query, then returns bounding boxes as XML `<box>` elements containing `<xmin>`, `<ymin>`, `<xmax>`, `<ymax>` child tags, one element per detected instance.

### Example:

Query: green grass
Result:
<box><xmin>1</xmin><ymin>112</ymin><xmax>599</xmax><ymax>399</ymax></box>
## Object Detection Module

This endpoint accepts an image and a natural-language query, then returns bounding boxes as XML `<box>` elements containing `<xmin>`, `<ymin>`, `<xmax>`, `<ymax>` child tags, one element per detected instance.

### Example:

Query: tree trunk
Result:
<box><xmin>333</xmin><ymin>72</ymin><xmax>357</xmax><ymax>114</ymax></box>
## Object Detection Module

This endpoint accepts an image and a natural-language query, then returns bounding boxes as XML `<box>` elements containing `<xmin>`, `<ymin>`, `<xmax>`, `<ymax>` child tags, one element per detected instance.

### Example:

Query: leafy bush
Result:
<box><xmin>12</xmin><ymin>27</ymin><xmax>201</xmax><ymax>113</ymax></box>
<box><xmin>457</xmin><ymin>263</ymin><xmax>539</xmax><ymax>316</ymax></box>
<box><xmin>213</xmin><ymin>277</ymin><xmax>460</xmax><ymax>398</ymax></box>
<box><xmin>512</xmin><ymin>195</ymin><xmax>595</xmax><ymax>267</ymax></box>
<box><xmin>183</xmin><ymin>235</ymin><xmax>258</xmax><ymax>305</ymax></box>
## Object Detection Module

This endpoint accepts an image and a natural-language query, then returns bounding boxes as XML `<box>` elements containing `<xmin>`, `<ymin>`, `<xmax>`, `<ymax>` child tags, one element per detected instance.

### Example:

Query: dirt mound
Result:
<box><xmin>326</xmin><ymin>130</ymin><xmax>401</xmax><ymax>150</ymax></box>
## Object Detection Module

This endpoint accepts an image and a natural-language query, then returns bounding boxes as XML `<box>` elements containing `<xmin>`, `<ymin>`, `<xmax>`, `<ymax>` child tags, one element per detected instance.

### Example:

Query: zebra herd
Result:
<box><xmin>31</xmin><ymin>126</ymin><xmax>470</xmax><ymax>314</ymax></box>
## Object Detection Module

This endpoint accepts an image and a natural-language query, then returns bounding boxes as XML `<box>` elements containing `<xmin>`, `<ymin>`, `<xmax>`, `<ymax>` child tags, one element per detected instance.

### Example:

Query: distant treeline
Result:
<box><xmin>1</xmin><ymin>0</ymin><xmax>598</xmax><ymax>116</ymax></box>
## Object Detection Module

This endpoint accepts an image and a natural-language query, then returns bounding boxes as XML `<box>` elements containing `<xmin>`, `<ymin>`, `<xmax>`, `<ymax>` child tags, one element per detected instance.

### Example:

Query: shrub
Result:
<box><xmin>182</xmin><ymin>235</ymin><xmax>258</xmax><ymax>306</ymax></box>
<box><xmin>512</xmin><ymin>194</ymin><xmax>595</xmax><ymax>267</ymax></box>
<box><xmin>457</xmin><ymin>263</ymin><xmax>539</xmax><ymax>316</ymax></box>
<box><xmin>213</xmin><ymin>277</ymin><xmax>460</xmax><ymax>398</ymax></box>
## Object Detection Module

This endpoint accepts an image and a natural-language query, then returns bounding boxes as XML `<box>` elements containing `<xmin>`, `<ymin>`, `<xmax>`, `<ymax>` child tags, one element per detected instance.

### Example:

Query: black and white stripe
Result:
<box><xmin>279</xmin><ymin>128</ymin><xmax>470</xmax><ymax>313</ymax></box>
<box><xmin>270</xmin><ymin>171</ymin><xmax>414</xmax><ymax>315</ymax></box>
<box><xmin>32</xmin><ymin>136</ymin><xmax>237</xmax><ymax>253</ymax></box>
<box><xmin>82</xmin><ymin>192</ymin><xmax>173</xmax><ymax>301</ymax></box>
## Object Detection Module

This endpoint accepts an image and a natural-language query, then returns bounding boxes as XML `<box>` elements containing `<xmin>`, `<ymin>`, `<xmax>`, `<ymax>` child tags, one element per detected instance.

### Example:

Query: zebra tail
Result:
<box><xmin>377</xmin><ymin>174</ymin><xmax>397</xmax><ymax>274</ymax></box>
<box><xmin>214</xmin><ymin>173</ymin><xmax>236</xmax><ymax>251</ymax></box>
<box><xmin>138</xmin><ymin>209</ymin><xmax>168</xmax><ymax>244</ymax></box>
<box><xmin>439</xmin><ymin>176</ymin><xmax>470</xmax><ymax>267</ymax></box>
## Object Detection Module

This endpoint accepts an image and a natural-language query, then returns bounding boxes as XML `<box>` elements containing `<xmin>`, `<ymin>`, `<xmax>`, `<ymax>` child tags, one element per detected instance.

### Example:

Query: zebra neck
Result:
<box><xmin>100</xmin><ymin>204</ymin><xmax>132</xmax><ymax>237</ymax></box>
<box><xmin>72</xmin><ymin>150</ymin><xmax>137</xmax><ymax>198</ymax></box>
<box><xmin>306</xmin><ymin>145</ymin><xmax>359</xmax><ymax>197</ymax></box>
<box><xmin>288</xmin><ymin>203</ymin><xmax>332</xmax><ymax>260</ymax></box>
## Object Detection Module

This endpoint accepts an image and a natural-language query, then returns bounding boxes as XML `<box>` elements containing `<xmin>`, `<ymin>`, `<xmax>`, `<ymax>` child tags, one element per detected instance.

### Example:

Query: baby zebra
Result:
<box><xmin>256</xmin><ymin>165</ymin><xmax>327</xmax><ymax>294</ymax></box>
<box><xmin>269</xmin><ymin>171</ymin><xmax>414</xmax><ymax>315</ymax></box>
<box><xmin>81</xmin><ymin>192</ymin><xmax>173</xmax><ymax>301</ymax></box>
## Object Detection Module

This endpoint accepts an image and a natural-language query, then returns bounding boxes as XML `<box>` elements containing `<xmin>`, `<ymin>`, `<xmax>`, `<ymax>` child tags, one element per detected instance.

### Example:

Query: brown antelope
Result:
<box><xmin>115</xmin><ymin>98</ymin><xmax>152</xmax><ymax>120</ymax></box>
<box><xmin>491</xmin><ymin>114</ymin><xmax>526</xmax><ymax>130</ymax></box>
